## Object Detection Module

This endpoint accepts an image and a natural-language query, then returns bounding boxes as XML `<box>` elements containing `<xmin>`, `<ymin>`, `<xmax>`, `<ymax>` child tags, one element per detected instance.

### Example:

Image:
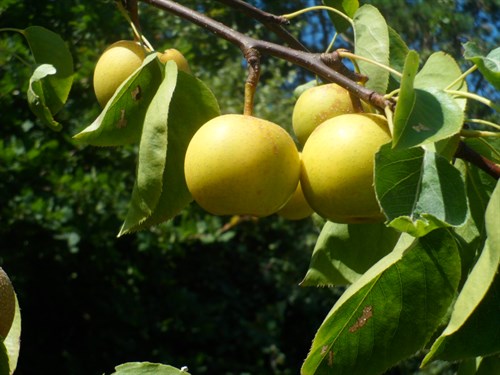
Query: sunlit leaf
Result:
<box><xmin>301</xmin><ymin>222</ymin><xmax>400</xmax><ymax>286</ymax></box>
<box><xmin>386</xmin><ymin>26</ymin><xmax>409</xmax><ymax>91</ymax></box>
<box><xmin>111</xmin><ymin>362</ymin><xmax>190</xmax><ymax>375</ymax></box>
<box><xmin>463</xmin><ymin>42</ymin><xmax>500</xmax><ymax>90</ymax></box>
<box><xmin>464</xmin><ymin>136</ymin><xmax>500</xmax><ymax>164</ymax></box>
<box><xmin>119</xmin><ymin>62</ymin><xmax>178</xmax><ymax>234</ymax></box>
<box><xmin>322</xmin><ymin>0</ymin><xmax>358</xmax><ymax>33</ymax></box>
<box><xmin>3</xmin><ymin>295</ymin><xmax>21</xmax><ymax>375</ymax></box>
<box><xmin>301</xmin><ymin>229</ymin><xmax>461</xmax><ymax>375</ymax></box>
<box><xmin>375</xmin><ymin>144</ymin><xmax>468</xmax><ymax>237</ymax></box>
<box><xmin>74</xmin><ymin>53</ymin><xmax>163</xmax><ymax>146</ymax></box>
<box><xmin>27</xmin><ymin>64</ymin><xmax>61</xmax><ymax>131</ymax></box>
<box><xmin>119</xmin><ymin>69</ymin><xmax>220</xmax><ymax>235</ymax></box>
<box><xmin>353</xmin><ymin>5</ymin><xmax>390</xmax><ymax>94</ymax></box>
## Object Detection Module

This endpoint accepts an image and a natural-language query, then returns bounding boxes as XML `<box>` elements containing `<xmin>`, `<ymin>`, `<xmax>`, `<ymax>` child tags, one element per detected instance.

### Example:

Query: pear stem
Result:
<box><xmin>243</xmin><ymin>48</ymin><xmax>261</xmax><ymax>117</ymax></box>
<box><xmin>281</xmin><ymin>6</ymin><xmax>354</xmax><ymax>29</ymax></box>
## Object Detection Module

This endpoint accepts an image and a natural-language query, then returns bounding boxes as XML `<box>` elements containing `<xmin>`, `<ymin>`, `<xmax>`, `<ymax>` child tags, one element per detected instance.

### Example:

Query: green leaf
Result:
<box><xmin>353</xmin><ymin>5</ymin><xmax>390</xmax><ymax>94</ymax></box>
<box><xmin>322</xmin><ymin>0</ymin><xmax>358</xmax><ymax>33</ymax></box>
<box><xmin>422</xmin><ymin>182</ymin><xmax>500</xmax><ymax>364</ymax></box>
<box><xmin>27</xmin><ymin>64</ymin><xmax>61</xmax><ymax>131</ymax></box>
<box><xmin>375</xmin><ymin>145</ymin><xmax>468</xmax><ymax>237</ymax></box>
<box><xmin>0</xmin><ymin>342</ymin><xmax>8</xmax><ymax>375</ymax></box>
<box><xmin>477</xmin><ymin>355</ymin><xmax>500</xmax><ymax>374</ymax></box>
<box><xmin>119</xmin><ymin>68</ymin><xmax>220</xmax><ymax>235</ymax></box>
<box><xmin>301</xmin><ymin>229</ymin><xmax>461</xmax><ymax>375</ymax></box>
<box><xmin>119</xmin><ymin>62</ymin><xmax>178</xmax><ymax>233</ymax></box>
<box><xmin>392</xmin><ymin>50</ymin><xmax>420</xmax><ymax>145</ymax></box>
<box><xmin>301</xmin><ymin>222</ymin><xmax>400</xmax><ymax>286</ymax></box>
<box><xmin>463</xmin><ymin>42</ymin><xmax>500</xmax><ymax>90</ymax></box>
<box><xmin>18</xmin><ymin>26</ymin><xmax>73</xmax><ymax>114</ymax></box>
<box><xmin>111</xmin><ymin>362</ymin><xmax>190</xmax><ymax>375</ymax></box>
<box><xmin>464</xmin><ymin>137</ymin><xmax>500</xmax><ymax>164</ymax></box>
<box><xmin>386</xmin><ymin>26</ymin><xmax>409</xmax><ymax>91</ymax></box>
<box><xmin>3</xmin><ymin>294</ymin><xmax>21</xmax><ymax>375</ymax></box>
<box><xmin>415</xmin><ymin>51</ymin><xmax>468</xmax><ymax>110</ymax></box>
<box><xmin>74</xmin><ymin>53</ymin><xmax>163</xmax><ymax>146</ymax></box>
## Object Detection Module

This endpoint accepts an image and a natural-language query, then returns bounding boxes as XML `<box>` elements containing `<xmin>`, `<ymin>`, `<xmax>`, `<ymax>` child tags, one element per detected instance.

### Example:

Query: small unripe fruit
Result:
<box><xmin>277</xmin><ymin>180</ymin><xmax>314</xmax><ymax>220</ymax></box>
<box><xmin>301</xmin><ymin>113</ymin><xmax>391</xmax><ymax>224</ymax></box>
<box><xmin>0</xmin><ymin>267</ymin><xmax>15</xmax><ymax>340</ymax></box>
<box><xmin>157</xmin><ymin>48</ymin><xmax>191</xmax><ymax>74</ymax></box>
<box><xmin>93</xmin><ymin>40</ymin><xmax>146</xmax><ymax>107</ymax></box>
<box><xmin>184</xmin><ymin>114</ymin><xmax>300</xmax><ymax>217</ymax></box>
<box><xmin>292</xmin><ymin>83</ymin><xmax>355</xmax><ymax>145</ymax></box>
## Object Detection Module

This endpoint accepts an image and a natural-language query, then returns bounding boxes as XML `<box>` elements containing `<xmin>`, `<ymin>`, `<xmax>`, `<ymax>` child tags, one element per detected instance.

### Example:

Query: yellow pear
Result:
<box><xmin>301</xmin><ymin>113</ymin><xmax>391</xmax><ymax>224</ymax></box>
<box><xmin>0</xmin><ymin>267</ymin><xmax>15</xmax><ymax>340</ymax></box>
<box><xmin>184</xmin><ymin>114</ymin><xmax>300</xmax><ymax>217</ymax></box>
<box><xmin>93</xmin><ymin>40</ymin><xmax>146</xmax><ymax>107</ymax></box>
<box><xmin>157</xmin><ymin>48</ymin><xmax>192</xmax><ymax>74</ymax></box>
<box><xmin>292</xmin><ymin>83</ymin><xmax>356</xmax><ymax>145</ymax></box>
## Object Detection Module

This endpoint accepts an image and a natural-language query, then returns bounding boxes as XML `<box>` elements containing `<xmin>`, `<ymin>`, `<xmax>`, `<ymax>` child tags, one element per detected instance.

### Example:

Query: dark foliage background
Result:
<box><xmin>0</xmin><ymin>1</ymin><xmax>498</xmax><ymax>374</ymax></box>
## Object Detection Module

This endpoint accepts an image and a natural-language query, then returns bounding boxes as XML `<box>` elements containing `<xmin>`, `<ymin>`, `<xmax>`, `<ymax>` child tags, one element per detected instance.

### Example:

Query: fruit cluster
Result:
<box><xmin>93</xmin><ymin>41</ymin><xmax>392</xmax><ymax>224</ymax></box>
<box><xmin>184</xmin><ymin>83</ymin><xmax>391</xmax><ymax>223</ymax></box>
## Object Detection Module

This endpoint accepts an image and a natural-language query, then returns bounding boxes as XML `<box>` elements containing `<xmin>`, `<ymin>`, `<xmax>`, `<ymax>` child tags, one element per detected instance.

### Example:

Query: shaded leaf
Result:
<box><xmin>111</xmin><ymin>362</ymin><xmax>190</xmax><ymax>375</ymax></box>
<box><xmin>74</xmin><ymin>53</ymin><xmax>163</xmax><ymax>146</ymax></box>
<box><xmin>353</xmin><ymin>5</ymin><xmax>390</xmax><ymax>94</ymax></box>
<box><xmin>119</xmin><ymin>69</ymin><xmax>220</xmax><ymax>234</ymax></box>
<box><xmin>18</xmin><ymin>26</ymin><xmax>73</xmax><ymax>114</ymax></box>
<box><xmin>301</xmin><ymin>229</ymin><xmax>461</xmax><ymax>375</ymax></box>
<box><xmin>322</xmin><ymin>0</ymin><xmax>358</xmax><ymax>33</ymax></box>
<box><xmin>386</xmin><ymin>26</ymin><xmax>409</xmax><ymax>91</ymax></box>
<box><xmin>119</xmin><ymin>62</ymin><xmax>178</xmax><ymax>234</ymax></box>
<box><xmin>0</xmin><ymin>343</ymin><xmax>8</xmax><ymax>375</ymax></box>
<box><xmin>375</xmin><ymin>145</ymin><xmax>468</xmax><ymax>237</ymax></box>
<box><xmin>27</xmin><ymin>64</ymin><xmax>61</xmax><ymax>131</ymax></box>
<box><xmin>301</xmin><ymin>222</ymin><xmax>400</xmax><ymax>286</ymax></box>
<box><xmin>464</xmin><ymin>42</ymin><xmax>500</xmax><ymax>90</ymax></box>
<box><xmin>477</xmin><ymin>355</ymin><xmax>500</xmax><ymax>375</ymax></box>
<box><xmin>464</xmin><ymin>136</ymin><xmax>500</xmax><ymax>164</ymax></box>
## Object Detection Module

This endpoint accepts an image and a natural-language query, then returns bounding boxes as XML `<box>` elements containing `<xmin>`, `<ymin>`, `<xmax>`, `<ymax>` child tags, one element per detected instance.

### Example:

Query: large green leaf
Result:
<box><xmin>301</xmin><ymin>222</ymin><xmax>400</xmax><ymax>286</ymax></box>
<box><xmin>111</xmin><ymin>362</ymin><xmax>190</xmax><ymax>375</ymax></box>
<box><xmin>322</xmin><ymin>0</ymin><xmax>359</xmax><ymax>33</ymax></box>
<box><xmin>74</xmin><ymin>53</ymin><xmax>163</xmax><ymax>146</ymax></box>
<box><xmin>119</xmin><ymin>62</ymin><xmax>178</xmax><ymax>234</ymax></box>
<box><xmin>374</xmin><ymin>144</ymin><xmax>468</xmax><ymax>237</ymax></box>
<box><xmin>463</xmin><ymin>42</ymin><xmax>500</xmax><ymax>90</ymax></box>
<box><xmin>386</xmin><ymin>26</ymin><xmax>410</xmax><ymax>92</ymax></box>
<box><xmin>353</xmin><ymin>5</ymin><xmax>390</xmax><ymax>94</ymax></box>
<box><xmin>119</xmin><ymin>68</ymin><xmax>220</xmax><ymax>235</ymax></box>
<box><xmin>301</xmin><ymin>229</ymin><xmax>461</xmax><ymax>375</ymax></box>
<box><xmin>422</xmin><ymin>180</ymin><xmax>500</xmax><ymax>364</ymax></box>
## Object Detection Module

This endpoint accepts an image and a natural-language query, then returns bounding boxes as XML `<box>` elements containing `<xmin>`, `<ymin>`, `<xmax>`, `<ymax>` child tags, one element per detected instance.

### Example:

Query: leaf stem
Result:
<box><xmin>446</xmin><ymin>90</ymin><xmax>500</xmax><ymax>112</ymax></box>
<box><xmin>338</xmin><ymin>51</ymin><xmax>403</xmax><ymax>78</ymax></box>
<box><xmin>444</xmin><ymin>65</ymin><xmax>477</xmax><ymax>90</ymax></box>
<box><xmin>281</xmin><ymin>6</ymin><xmax>355</xmax><ymax>29</ymax></box>
<box><xmin>460</xmin><ymin>129</ymin><xmax>500</xmax><ymax>138</ymax></box>
<box><xmin>466</xmin><ymin>118</ymin><xmax>500</xmax><ymax>131</ymax></box>
<box><xmin>116</xmin><ymin>1</ymin><xmax>155</xmax><ymax>51</ymax></box>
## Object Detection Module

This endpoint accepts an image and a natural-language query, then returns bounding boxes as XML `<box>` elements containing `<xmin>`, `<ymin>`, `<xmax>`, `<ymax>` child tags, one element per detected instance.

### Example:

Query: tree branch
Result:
<box><xmin>455</xmin><ymin>142</ymin><xmax>500</xmax><ymax>180</ymax></box>
<box><xmin>140</xmin><ymin>0</ymin><xmax>392</xmax><ymax>111</ymax></box>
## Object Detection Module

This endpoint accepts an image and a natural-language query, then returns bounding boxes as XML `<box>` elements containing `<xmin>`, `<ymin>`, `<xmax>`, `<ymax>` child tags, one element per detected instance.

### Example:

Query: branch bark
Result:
<box><xmin>140</xmin><ymin>0</ymin><xmax>392</xmax><ymax>111</ymax></box>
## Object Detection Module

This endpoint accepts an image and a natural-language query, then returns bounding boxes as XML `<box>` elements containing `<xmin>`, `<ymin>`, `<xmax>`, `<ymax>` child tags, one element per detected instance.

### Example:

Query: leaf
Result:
<box><xmin>0</xmin><ymin>343</ymin><xmax>8</xmax><ymax>375</ymax></box>
<box><xmin>374</xmin><ymin>144</ymin><xmax>468</xmax><ymax>237</ymax></box>
<box><xmin>18</xmin><ymin>26</ymin><xmax>73</xmax><ymax>114</ymax></box>
<box><xmin>322</xmin><ymin>0</ymin><xmax>359</xmax><ymax>33</ymax></box>
<box><xmin>301</xmin><ymin>229</ymin><xmax>461</xmax><ymax>375</ymax></box>
<box><xmin>74</xmin><ymin>53</ymin><xmax>163</xmax><ymax>146</ymax></box>
<box><xmin>415</xmin><ymin>51</ymin><xmax>468</xmax><ymax>110</ymax></box>
<box><xmin>353</xmin><ymin>5</ymin><xmax>390</xmax><ymax>94</ymax></box>
<box><xmin>111</xmin><ymin>362</ymin><xmax>190</xmax><ymax>375</ymax></box>
<box><xmin>119</xmin><ymin>69</ymin><xmax>220</xmax><ymax>235</ymax></box>
<box><xmin>464</xmin><ymin>136</ymin><xmax>500</xmax><ymax>164</ymax></box>
<box><xmin>422</xmin><ymin>180</ymin><xmax>500</xmax><ymax>364</ymax></box>
<box><xmin>3</xmin><ymin>295</ymin><xmax>21</xmax><ymax>375</ymax></box>
<box><xmin>392</xmin><ymin>50</ymin><xmax>420</xmax><ymax>144</ymax></box>
<box><xmin>386</xmin><ymin>26</ymin><xmax>409</xmax><ymax>92</ymax></box>
<box><xmin>301</xmin><ymin>222</ymin><xmax>400</xmax><ymax>286</ymax></box>
<box><xmin>477</xmin><ymin>355</ymin><xmax>500</xmax><ymax>374</ymax></box>
<box><xmin>119</xmin><ymin>62</ymin><xmax>178</xmax><ymax>233</ymax></box>
<box><xmin>463</xmin><ymin>42</ymin><xmax>500</xmax><ymax>90</ymax></box>
<box><xmin>27</xmin><ymin>64</ymin><xmax>61</xmax><ymax>131</ymax></box>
